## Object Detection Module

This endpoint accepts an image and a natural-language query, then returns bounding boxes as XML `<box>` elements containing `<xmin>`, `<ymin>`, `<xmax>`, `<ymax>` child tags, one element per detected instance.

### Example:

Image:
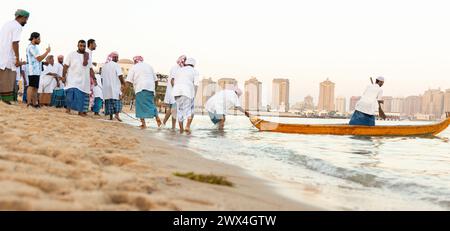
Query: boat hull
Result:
<box><xmin>250</xmin><ymin>116</ymin><xmax>450</xmax><ymax>136</ymax></box>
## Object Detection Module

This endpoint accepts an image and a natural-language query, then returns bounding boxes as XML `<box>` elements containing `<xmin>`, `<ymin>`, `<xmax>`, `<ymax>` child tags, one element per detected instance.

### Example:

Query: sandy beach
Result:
<box><xmin>0</xmin><ymin>102</ymin><xmax>319</xmax><ymax>211</ymax></box>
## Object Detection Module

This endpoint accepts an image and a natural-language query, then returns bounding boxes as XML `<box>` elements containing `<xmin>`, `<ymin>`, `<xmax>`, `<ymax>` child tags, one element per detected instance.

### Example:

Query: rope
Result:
<box><xmin>121</xmin><ymin>110</ymin><xmax>140</xmax><ymax>121</ymax></box>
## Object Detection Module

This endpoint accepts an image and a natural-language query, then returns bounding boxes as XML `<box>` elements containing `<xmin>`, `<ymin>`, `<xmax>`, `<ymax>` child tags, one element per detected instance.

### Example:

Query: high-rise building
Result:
<box><xmin>382</xmin><ymin>96</ymin><xmax>393</xmax><ymax>113</ymax></box>
<box><xmin>304</xmin><ymin>95</ymin><xmax>314</xmax><ymax>110</ymax></box>
<box><xmin>217</xmin><ymin>78</ymin><xmax>237</xmax><ymax>90</ymax></box>
<box><xmin>349</xmin><ymin>96</ymin><xmax>361</xmax><ymax>112</ymax></box>
<box><xmin>403</xmin><ymin>95</ymin><xmax>422</xmax><ymax>117</ymax></box>
<box><xmin>318</xmin><ymin>78</ymin><xmax>335</xmax><ymax>112</ymax></box>
<box><xmin>335</xmin><ymin>96</ymin><xmax>347</xmax><ymax>113</ymax></box>
<box><xmin>391</xmin><ymin>97</ymin><xmax>405</xmax><ymax>113</ymax></box>
<box><xmin>195</xmin><ymin>78</ymin><xmax>217</xmax><ymax>109</ymax></box>
<box><xmin>422</xmin><ymin>89</ymin><xmax>445</xmax><ymax>118</ymax></box>
<box><xmin>445</xmin><ymin>89</ymin><xmax>450</xmax><ymax>113</ymax></box>
<box><xmin>271</xmin><ymin>78</ymin><xmax>290</xmax><ymax>112</ymax></box>
<box><xmin>244</xmin><ymin>77</ymin><xmax>262</xmax><ymax>111</ymax></box>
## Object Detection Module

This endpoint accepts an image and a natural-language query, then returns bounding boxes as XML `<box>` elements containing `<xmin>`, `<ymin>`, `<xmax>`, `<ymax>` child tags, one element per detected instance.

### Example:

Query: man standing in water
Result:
<box><xmin>205</xmin><ymin>87</ymin><xmax>250</xmax><ymax>130</ymax></box>
<box><xmin>172</xmin><ymin>58</ymin><xmax>199</xmax><ymax>133</ymax></box>
<box><xmin>349</xmin><ymin>76</ymin><xmax>386</xmax><ymax>126</ymax></box>
<box><xmin>162</xmin><ymin>55</ymin><xmax>186</xmax><ymax>130</ymax></box>
<box><xmin>63</xmin><ymin>40</ymin><xmax>91</xmax><ymax>116</ymax></box>
<box><xmin>0</xmin><ymin>9</ymin><xmax>29</xmax><ymax>104</ymax></box>
<box><xmin>102</xmin><ymin>52</ymin><xmax>125</xmax><ymax>121</ymax></box>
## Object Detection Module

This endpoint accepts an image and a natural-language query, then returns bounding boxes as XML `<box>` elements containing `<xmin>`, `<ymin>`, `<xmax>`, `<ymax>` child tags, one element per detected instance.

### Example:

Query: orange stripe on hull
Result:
<box><xmin>250</xmin><ymin>116</ymin><xmax>450</xmax><ymax>136</ymax></box>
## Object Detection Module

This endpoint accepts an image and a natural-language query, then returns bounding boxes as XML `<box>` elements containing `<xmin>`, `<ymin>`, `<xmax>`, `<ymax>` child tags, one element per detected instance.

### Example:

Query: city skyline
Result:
<box><xmin>2</xmin><ymin>0</ymin><xmax>449</xmax><ymax>105</ymax></box>
<box><xmin>190</xmin><ymin>75</ymin><xmax>450</xmax><ymax>118</ymax></box>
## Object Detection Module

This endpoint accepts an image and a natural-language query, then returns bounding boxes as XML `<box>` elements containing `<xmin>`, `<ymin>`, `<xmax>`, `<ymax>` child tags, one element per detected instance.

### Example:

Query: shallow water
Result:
<box><xmin>123</xmin><ymin>114</ymin><xmax>450</xmax><ymax>210</ymax></box>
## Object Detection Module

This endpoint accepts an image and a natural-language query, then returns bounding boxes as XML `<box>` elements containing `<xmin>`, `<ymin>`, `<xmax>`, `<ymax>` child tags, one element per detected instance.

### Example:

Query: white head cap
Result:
<box><xmin>185</xmin><ymin>58</ymin><xmax>196</xmax><ymax>66</ymax></box>
<box><xmin>376</xmin><ymin>76</ymin><xmax>385</xmax><ymax>82</ymax></box>
<box><xmin>234</xmin><ymin>86</ymin><xmax>243</xmax><ymax>97</ymax></box>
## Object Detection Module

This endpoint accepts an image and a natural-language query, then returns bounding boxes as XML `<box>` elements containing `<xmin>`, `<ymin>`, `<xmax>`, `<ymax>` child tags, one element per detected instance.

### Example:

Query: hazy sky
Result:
<box><xmin>3</xmin><ymin>0</ymin><xmax>450</xmax><ymax>105</ymax></box>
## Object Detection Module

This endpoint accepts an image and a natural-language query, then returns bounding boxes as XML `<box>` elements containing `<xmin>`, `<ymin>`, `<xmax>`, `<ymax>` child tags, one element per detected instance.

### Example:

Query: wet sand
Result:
<box><xmin>0</xmin><ymin>103</ymin><xmax>320</xmax><ymax>211</ymax></box>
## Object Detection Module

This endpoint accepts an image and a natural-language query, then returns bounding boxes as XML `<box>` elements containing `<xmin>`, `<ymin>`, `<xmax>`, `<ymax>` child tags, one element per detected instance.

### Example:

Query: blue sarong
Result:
<box><xmin>92</xmin><ymin>97</ymin><xmax>103</xmax><ymax>113</ymax></box>
<box><xmin>208</xmin><ymin>112</ymin><xmax>224</xmax><ymax>124</ymax></box>
<box><xmin>51</xmin><ymin>88</ymin><xmax>66</xmax><ymax>108</ymax></box>
<box><xmin>349</xmin><ymin>110</ymin><xmax>375</xmax><ymax>126</ymax></box>
<box><xmin>136</xmin><ymin>90</ymin><xmax>158</xmax><ymax>119</ymax></box>
<box><xmin>65</xmin><ymin>88</ymin><xmax>89</xmax><ymax>112</ymax></box>
<box><xmin>104</xmin><ymin>99</ymin><xmax>122</xmax><ymax>115</ymax></box>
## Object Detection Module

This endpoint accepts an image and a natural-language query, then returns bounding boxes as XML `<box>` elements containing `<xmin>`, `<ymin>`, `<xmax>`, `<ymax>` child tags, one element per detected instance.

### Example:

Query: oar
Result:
<box><xmin>370</xmin><ymin>77</ymin><xmax>387</xmax><ymax>120</ymax></box>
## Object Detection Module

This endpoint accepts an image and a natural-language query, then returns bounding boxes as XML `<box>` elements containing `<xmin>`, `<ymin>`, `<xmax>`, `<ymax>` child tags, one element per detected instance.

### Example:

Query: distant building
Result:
<box><xmin>195</xmin><ymin>78</ymin><xmax>217</xmax><ymax>109</ymax></box>
<box><xmin>335</xmin><ymin>96</ymin><xmax>347</xmax><ymax>113</ymax></box>
<box><xmin>117</xmin><ymin>59</ymin><xmax>134</xmax><ymax>77</ymax></box>
<box><xmin>217</xmin><ymin>78</ymin><xmax>237</xmax><ymax>90</ymax></box>
<box><xmin>304</xmin><ymin>95</ymin><xmax>314</xmax><ymax>110</ymax></box>
<box><xmin>318</xmin><ymin>78</ymin><xmax>335</xmax><ymax>112</ymax></box>
<box><xmin>391</xmin><ymin>97</ymin><xmax>405</xmax><ymax>113</ymax></box>
<box><xmin>403</xmin><ymin>95</ymin><xmax>422</xmax><ymax>117</ymax></box>
<box><xmin>382</xmin><ymin>96</ymin><xmax>393</xmax><ymax>113</ymax></box>
<box><xmin>422</xmin><ymin>89</ymin><xmax>444</xmax><ymax>119</ymax></box>
<box><xmin>271</xmin><ymin>78</ymin><xmax>290</xmax><ymax>112</ymax></box>
<box><xmin>349</xmin><ymin>96</ymin><xmax>361</xmax><ymax>112</ymax></box>
<box><xmin>244</xmin><ymin>77</ymin><xmax>262</xmax><ymax>111</ymax></box>
<box><xmin>445</xmin><ymin>89</ymin><xmax>450</xmax><ymax>113</ymax></box>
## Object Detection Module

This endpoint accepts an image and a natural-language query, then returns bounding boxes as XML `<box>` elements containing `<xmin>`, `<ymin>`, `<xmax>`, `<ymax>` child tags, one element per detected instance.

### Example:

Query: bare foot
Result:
<box><xmin>79</xmin><ymin>112</ymin><xmax>87</xmax><ymax>117</ymax></box>
<box><xmin>66</xmin><ymin>109</ymin><xmax>71</xmax><ymax>114</ymax></box>
<box><xmin>157</xmin><ymin>120</ymin><xmax>162</xmax><ymax>128</ymax></box>
<box><xmin>139</xmin><ymin>124</ymin><xmax>147</xmax><ymax>129</ymax></box>
<box><xmin>115</xmin><ymin>115</ymin><xmax>123</xmax><ymax>122</ymax></box>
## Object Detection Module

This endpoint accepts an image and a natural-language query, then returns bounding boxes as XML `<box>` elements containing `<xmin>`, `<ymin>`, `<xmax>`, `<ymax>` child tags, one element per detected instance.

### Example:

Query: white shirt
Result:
<box><xmin>64</xmin><ymin>51</ymin><xmax>91</xmax><ymax>93</ymax></box>
<box><xmin>87</xmin><ymin>48</ymin><xmax>94</xmax><ymax>68</ymax></box>
<box><xmin>163</xmin><ymin>65</ymin><xmax>180</xmax><ymax>104</ymax></box>
<box><xmin>38</xmin><ymin>64</ymin><xmax>60</xmax><ymax>93</ymax></box>
<box><xmin>54</xmin><ymin>63</ymin><xmax>65</xmax><ymax>89</ymax></box>
<box><xmin>93</xmin><ymin>85</ymin><xmax>103</xmax><ymax>99</ymax></box>
<box><xmin>126</xmin><ymin>62</ymin><xmax>157</xmax><ymax>94</ymax></box>
<box><xmin>26</xmin><ymin>44</ymin><xmax>42</xmax><ymax>76</ymax></box>
<box><xmin>0</xmin><ymin>20</ymin><xmax>22</xmax><ymax>71</ymax></box>
<box><xmin>355</xmin><ymin>84</ymin><xmax>383</xmax><ymax>115</ymax></box>
<box><xmin>101</xmin><ymin>61</ymin><xmax>123</xmax><ymax>100</ymax></box>
<box><xmin>205</xmin><ymin>90</ymin><xmax>241</xmax><ymax>115</ymax></box>
<box><xmin>172</xmin><ymin>66</ymin><xmax>199</xmax><ymax>99</ymax></box>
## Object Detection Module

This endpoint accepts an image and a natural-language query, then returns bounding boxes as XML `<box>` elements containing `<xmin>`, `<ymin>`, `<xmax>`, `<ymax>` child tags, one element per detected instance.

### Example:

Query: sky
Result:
<box><xmin>2</xmin><ymin>0</ymin><xmax>450</xmax><ymax>106</ymax></box>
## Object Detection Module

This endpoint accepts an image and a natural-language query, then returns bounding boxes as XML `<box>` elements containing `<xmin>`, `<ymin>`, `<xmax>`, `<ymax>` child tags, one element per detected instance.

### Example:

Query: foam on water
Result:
<box><xmin>123</xmin><ymin>114</ymin><xmax>450</xmax><ymax>210</ymax></box>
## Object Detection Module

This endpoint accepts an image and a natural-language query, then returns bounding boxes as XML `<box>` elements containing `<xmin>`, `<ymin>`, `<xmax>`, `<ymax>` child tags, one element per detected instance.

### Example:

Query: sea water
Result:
<box><xmin>123</xmin><ymin>114</ymin><xmax>450</xmax><ymax>210</ymax></box>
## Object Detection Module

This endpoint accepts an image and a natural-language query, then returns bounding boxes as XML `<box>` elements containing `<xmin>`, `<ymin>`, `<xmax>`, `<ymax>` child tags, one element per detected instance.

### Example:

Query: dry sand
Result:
<box><xmin>0</xmin><ymin>102</ymin><xmax>319</xmax><ymax>211</ymax></box>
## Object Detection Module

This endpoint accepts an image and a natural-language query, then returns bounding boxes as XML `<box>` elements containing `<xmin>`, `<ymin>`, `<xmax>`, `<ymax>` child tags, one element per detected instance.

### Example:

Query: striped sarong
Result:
<box><xmin>104</xmin><ymin>99</ymin><xmax>122</xmax><ymax>115</ymax></box>
<box><xmin>51</xmin><ymin>88</ymin><xmax>66</xmax><ymax>108</ymax></box>
<box><xmin>65</xmin><ymin>88</ymin><xmax>89</xmax><ymax>112</ymax></box>
<box><xmin>0</xmin><ymin>68</ymin><xmax>17</xmax><ymax>102</ymax></box>
<box><xmin>92</xmin><ymin>97</ymin><xmax>103</xmax><ymax>113</ymax></box>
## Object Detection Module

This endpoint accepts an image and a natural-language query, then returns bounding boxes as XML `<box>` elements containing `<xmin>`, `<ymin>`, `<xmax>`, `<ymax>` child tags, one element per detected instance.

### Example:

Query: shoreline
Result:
<box><xmin>0</xmin><ymin>103</ymin><xmax>320</xmax><ymax>211</ymax></box>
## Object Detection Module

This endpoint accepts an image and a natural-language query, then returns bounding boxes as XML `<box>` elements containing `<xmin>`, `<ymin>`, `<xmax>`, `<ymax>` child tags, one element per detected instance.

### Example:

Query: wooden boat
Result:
<box><xmin>249</xmin><ymin>112</ymin><xmax>450</xmax><ymax>136</ymax></box>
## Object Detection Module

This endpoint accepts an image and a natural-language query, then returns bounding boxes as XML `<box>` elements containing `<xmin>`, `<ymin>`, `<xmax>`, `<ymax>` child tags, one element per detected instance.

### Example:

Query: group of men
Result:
<box><xmin>1</xmin><ymin>9</ymin><xmax>386</xmax><ymax>133</ymax></box>
<box><xmin>0</xmin><ymin>9</ymin><xmax>251</xmax><ymax>133</ymax></box>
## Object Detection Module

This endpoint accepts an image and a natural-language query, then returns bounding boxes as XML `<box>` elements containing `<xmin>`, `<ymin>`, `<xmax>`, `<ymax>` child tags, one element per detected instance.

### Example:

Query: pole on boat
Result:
<box><xmin>371</xmin><ymin>77</ymin><xmax>387</xmax><ymax>120</ymax></box>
